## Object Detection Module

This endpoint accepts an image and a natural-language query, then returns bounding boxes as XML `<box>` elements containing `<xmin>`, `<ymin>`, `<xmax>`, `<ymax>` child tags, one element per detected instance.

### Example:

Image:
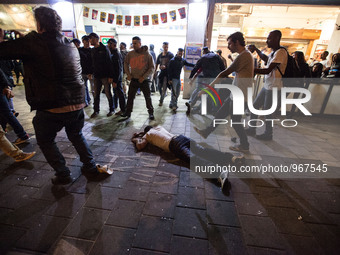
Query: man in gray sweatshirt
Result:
<box><xmin>121</xmin><ymin>36</ymin><xmax>155</xmax><ymax>120</ymax></box>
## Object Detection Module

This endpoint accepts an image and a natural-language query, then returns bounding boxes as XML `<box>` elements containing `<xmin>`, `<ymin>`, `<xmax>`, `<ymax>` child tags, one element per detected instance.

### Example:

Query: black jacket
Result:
<box><xmin>78</xmin><ymin>47</ymin><xmax>93</xmax><ymax>75</ymax></box>
<box><xmin>189</xmin><ymin>52</ymin><xmax>225</xmax><ymax>79</ymax></box>
<box><xmin>0</xmin><ymin>31</ymin><xmax>85</xmax><ymax>111</ymax></box>
<box><xmin>168</xmin><ymin>56</ymin><xmax>195</xmax><ymax>80</ymax></box>
<box><xmin>110</xmin><ymin>48</ymin><xmax>123</xmax><ymax>83</ymax></box>
<box><xmin>91</xmin><ymin>43</ymin><xmax>114</xmax><ymax>79</ymax></box>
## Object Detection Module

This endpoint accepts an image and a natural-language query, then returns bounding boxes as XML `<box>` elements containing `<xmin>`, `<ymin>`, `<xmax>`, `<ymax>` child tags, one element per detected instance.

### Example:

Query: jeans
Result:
<box><xmin>158</xmin><ymin>75</ymin><xmax>168</xmax><ymax>103</ymax></box>
<box><xmin>113</xmin><ymin>80</ymin><xmax>126</xmax><ymax>112</ymax></box>
<box><xmin>0</xmin><ymin>93</ymin><xmax>27</xmax><ymax>139</ymax></box>
<box><xmin>250</xmin><ymin>87</ymin><xmax>275</xmax><ymax>136</ymax></box>
<box><xmin>170</xmin><ymin>78</ymin><xmax>181</xmax><ymax>108</ymax></box>
<box><xmin>204</xmin><ymin>97</ymin><xmax>249</xmax><ymax>148</ymax></box>
<box><xmin>93</xmin><ymin>77</ymin><xmax>114</xmax><ymax>112</ymax></box>
<box><xmin>82</xmin><ymin>74</ymin><xmax>94</xmax><ymax>105</ymax></box>
<box><xmin>33</xmin><ymin>109</ymin><xmax>96</xmax><ymax>177</ymax></box>
<box><xmin>125</xmin><ymin>79</ymin><xmax>154</xmax><ymax>114</ymax></box>
<box><xmin>0</xmin><ymin>126</ymin><xmax>22</xmax><ymax>158</ymax></box>
<box><xmin>189</xmin><ymin>78</ymin><xmax>214</xmax><ymax>107</ymax></box>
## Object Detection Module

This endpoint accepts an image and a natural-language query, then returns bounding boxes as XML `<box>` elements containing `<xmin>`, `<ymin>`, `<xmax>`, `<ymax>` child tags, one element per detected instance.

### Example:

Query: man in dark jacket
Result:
<box><xmin>108</xmin><ymin>38</ymin><xmax>126</xmax><ymax>115</ymax></box>
<box><xmin>79</xmin><ymin>35</ymin><xmax>94</xmax><ymax>105</ymax></box>
<box><xmin>168</xmin><ymin>48</ymin><xmax>194</xmax><ymax>111</ymax></box>
<box><xmin>89</xmin><ymin>32</ymin><xmax>115</xmax><ymax>117</ymax></box>
<box><xmin>0</xmin><ymin>6</ymin><xmax>111</xmax><ymax>184</ymax></box>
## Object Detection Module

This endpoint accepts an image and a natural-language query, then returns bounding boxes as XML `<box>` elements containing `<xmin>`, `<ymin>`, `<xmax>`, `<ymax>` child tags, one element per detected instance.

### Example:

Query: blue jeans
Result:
<box><xmin>33</xmin><ymin>109</ymin><xmax>96</xmax><ymax>177</ymax></box>
<box><xmin>93</xmin><ymin>77</ymin><xmax>114</xmax><ymax>112</ymax></box>
<box><xmin>170</xmin><ymin>79</ymin><xmax>181</xmax><ymax>108</ymax></box>
<box><xmin>113</xmin><ymin>81</ymin><xmax>126</xmax><ymax>112</ymax></box>
<box><xmin>82</xmin><ymin>74</ymin><xmax>93</xmax><ymax>105</ymax></box>
<box><xmin>158</xmin><ymin>75</ymin><xmax>168</xmax><ymax>103</ymax></box>
<box><xmin>0</xmin><ymin>93</ymin><xmax>27</xmax><ymax>139</ymax></box>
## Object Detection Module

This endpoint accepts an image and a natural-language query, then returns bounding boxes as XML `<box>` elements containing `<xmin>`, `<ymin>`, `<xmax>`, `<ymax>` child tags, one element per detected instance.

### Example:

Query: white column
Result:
<box><xmin>327</xmin><ymin>13</ymin><xmax>340</xmax><ymax>55</ymax></box>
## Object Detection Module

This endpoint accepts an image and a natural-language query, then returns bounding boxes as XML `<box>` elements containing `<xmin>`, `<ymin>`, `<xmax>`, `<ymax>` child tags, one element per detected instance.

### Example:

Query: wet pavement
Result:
<box><xmin>0</xmin><ymin>84</ymin><xmax>339</xmax><ymax>254</ymax></box>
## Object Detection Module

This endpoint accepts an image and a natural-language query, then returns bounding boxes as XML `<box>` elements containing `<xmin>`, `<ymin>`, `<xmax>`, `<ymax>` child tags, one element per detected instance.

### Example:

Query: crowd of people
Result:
<box><xmin>0</xmin><ymin>6</ymin><xmax>338</xmax><ymax>185</ymax></box>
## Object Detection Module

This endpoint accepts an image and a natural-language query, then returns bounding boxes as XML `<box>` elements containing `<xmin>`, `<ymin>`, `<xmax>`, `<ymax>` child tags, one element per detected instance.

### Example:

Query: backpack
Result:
<box><xmin>276</xmin><ymin>47</ymin><xmax>300</xmax><ymax>87</ymax></box>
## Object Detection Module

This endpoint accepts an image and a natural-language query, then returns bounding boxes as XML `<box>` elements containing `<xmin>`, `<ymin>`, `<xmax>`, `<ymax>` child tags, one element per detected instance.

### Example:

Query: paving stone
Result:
<box><xmin>173</xmin><ymin>207</ymin><xmax>207</xmax><ymax>239</ymax></box>
<box><xmin>101</xmin><ymin>171</ymin><xmax>131</xmax><ymax>188</ymax></box>
<box><xmin>204</xmin><ymin>180</ymin><xmax>234</xmax><ymax>202</ymax></box>
<box><xmin>228</xmin><ymin>178</ymin><xmax>253</xmax><ymax>193</ymax></box>
<box><xmin>171</xmin><ymin>236</ymin><xmax>208</xmax><ymax>255</ymax></box>
<box><xmin>106</xmin><ymin>199</ymin><xmax>145</xmax><ymax>228</ymax></box>
<box><xmin>119</xmin><ymin>180</ymin><xmax>151</xmax><ymax>201</ymax></box>
<box><xmin>254</xmin><ymin>186</ymin><xmax>295</xmax><ymax>208</ymax></box>
<box><xmin>129</xmin><ymin>168</ymin><xmax>156</xmax><ymax>183</ymax></box>
<box><xmin>208</xmin><ymin>225</ymin><xmax>247</xmax><ymax>255</ymax></box>
<box><xmin>51</xmin><ymin>237</ymin><xmax>93</xmax><ymax>255</ymax></box>
<box><xmin>157</xmin><ymin>163</ymin><xmax>181</xmax><ymax>177</ymax></box>
<box><xmin>282</xmin><ymin>234</ymin><xmax>324</xmax><ymax>255</ymax></box>
<box><xmin>0</xmin><ymin>225</ymin><xmax>26</xmax><ymax>254</ymax></box>
<box><xmin>85</xmin><ymin>186</ymin><xmax>120</xmax><ymax>210</ymax></box>
<box><xmin>18</xmin><ymin>170</ymin><xmax>55</xmax><ymax>188</ymax></box>
<box><xmin>89</xmin><ymin>225</ymin><xmax>135</xmax><ymax>255</ymax></box>
<box><xmin>311</xmin><ymin>191</ymin><xmax>340</xmax><ymax>214</ymax></box>
<box><xmin>246</xmin><ymin>247</ymin><xmax>287</xmax><ymax>255</ymax></box>
<box><xmin>177</xmin><ymin>186</ymin><xmax>205</xmax><ymax>209</ymax></box>
<box><xmin>133</xmin><ymin>215</ymin><xmax>173</xmax><ymax>253</ymax></box>
<box><xmin>206</xmin><ymin>200</ymin><xmax>240</xmax><ymax>227</ymax></box>
<box><xmin>143</xmin><ymin>192</ymin><xmax>176</xmax><ymax>218</ymax></box>
<box><xmin>0</xmin><ymin>174</ymin><xmax>26</xmax><ymax>195</ymax></box>
<box><xmin>233</xmin><ymin>192</ymin><xmax>268</xmax><ymax>217</ymax></box>
<box><xmin>179</xmin><ymin>171</ymin><xmax>205</xmax><ymax>189</ymax></box>
<box><xmin>239</xmin><ymin>215</ymin><xmax>286</xmax><ymax>250</ymax></box>
<box><xmin>306</xmin><ymin>223</ymin><xmax>340</xmax><ymax>254</ymax></box>
<box><xmin>0</xmin><ymin>185</ymin><xmax>39</xmax><ymax>209</ymax></box>
<box><xmin>150</xmin><ymin>175</ymin><xmax>179</xmax><ymax>195</ymax></box>
<box><xmin>46</xmin><ymin>193</ymin><xmax>87</xmax><ymax>218</ymax></box>
<box><xmin>130</xmin><ymin>248</ymin><xmax>168</xmax><ymax>255</ymax></box>
<box><xmin>15</xmin><ymin>215</ymin><xmax>70</xmax><ymax>253</ymax></box>
<box><xmin>64</xmin><ymin>207</ymin><xmax>110</xmax><ymax>241</ymax></box>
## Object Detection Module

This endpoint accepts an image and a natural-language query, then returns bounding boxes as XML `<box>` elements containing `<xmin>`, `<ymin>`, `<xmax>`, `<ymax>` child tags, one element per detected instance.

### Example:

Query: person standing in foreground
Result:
<box><xmin>194</xmin><ymin>32</ymin><xmax>254</xmax><ymax>152</ymax></box>
<box><xmin>0</xmin><ymin>6</ymin><xmax>111</xmax><ymax>185</ymax></box>
<box><xmin>122</xmin><ymin>36</ymin><xmax>155</xmax><ymax>120</ymax></box>
<box><xmin>247</xmin><ymin>30</ymin><xmax>287</xmax><ymax>140</ymax></box>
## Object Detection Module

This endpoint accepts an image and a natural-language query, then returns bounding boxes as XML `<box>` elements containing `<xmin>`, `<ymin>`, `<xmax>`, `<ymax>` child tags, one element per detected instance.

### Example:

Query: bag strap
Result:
<box><xmin>275</xmin><ymin>47</ymin><xmax>288</xmax><ymax>77</ymax></box>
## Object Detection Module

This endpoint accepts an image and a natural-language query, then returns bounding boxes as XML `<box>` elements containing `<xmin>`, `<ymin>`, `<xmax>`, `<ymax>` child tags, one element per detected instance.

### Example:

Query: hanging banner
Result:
<box><xmin>116</xmin><ymin>15</ymin><xmax>123</xmax><ymax>25</ymax></box>
<box><xmin>100</xmin><ymin>12</ymin><xmax>106</xmax><ymax>22</ymax></box>
<box><xmin>134</xmin><ymin>16</ymin><xmax>141</xmax><ymax>26</ymax></box>
<box><xmin>160</xmin><ymin>12</ymin><xmax>167</xmax><ymax>24</ymax></box>
<box><xmin>169</xmin><ymin>10</ymin><xmax>176</xmax><ymax>22</ymax></box>
<box><xmin>143</xmin><ymin>15</ymin><xmax>149</xmax><ymax>26</ymax></box>
<box><xmin>107</xmin><ymin>14</ymin><xmax>114</xmax><ymax>24</ymax></box>
<box><xmin>83</xmin><ymin>6</ymin><xmax>89</xmax><ymax>18</ymax></box>
<box><xmin>152</xmin><ymin>14</ymin><xmax>159</xmax><ymax>25</ymax></box>
<box><xmin>125</xmin><ymin>16</ymin><xmax>132</xmax><ymax>26</ymax></box>
<box><xmin>92</xmin><ymin>10</ymin><xmax>98</xmax><ymax>20</ymax></box>
<box><xmin>178</xmin><ymin>7</ymin><xmax>186</xmax><ymax>19</ymax></box>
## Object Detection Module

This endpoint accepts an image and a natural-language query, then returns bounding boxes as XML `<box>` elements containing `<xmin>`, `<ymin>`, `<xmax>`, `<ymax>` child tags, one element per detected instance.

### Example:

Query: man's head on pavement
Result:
<box><xmin>34</xmin><ymin>6</ymin><xmax>62</xmax><ymax>34</ymax></box>
<box><xmin>227</xmin><ymin>32</ymin><xmax>245</xmax><ymax>53</ymax></box>
<box><xmin>107</xmin><ymin>38</ymin><xmax>117</xmax><ymax>51</ymax></box>
<box><xmin>162</xmin><ymin>42</ymin><xmax>169</xmax><ymax>54</ymax></box>
<box><xmin>88</xmin><ymin>33</ymin><xmax>99</xmax><ymax>46</ymax></box>
<box><xmin>177</xmin><ymin>48</ymin><xmax>184</xmax><ymax>58</ymax></box>
<box><xmin>132</xmin><ymin>36</ymin><xmax>142</xmax><ymax>51</ymax></box>
<box><xmin>266</xmin><ymin>30</ymin><xmax>281</xmax><ymax>49</ymax></box>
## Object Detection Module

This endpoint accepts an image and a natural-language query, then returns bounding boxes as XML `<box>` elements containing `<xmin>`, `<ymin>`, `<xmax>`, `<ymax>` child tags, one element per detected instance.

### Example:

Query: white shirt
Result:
<box><xmin>143</xmin><ymin>126</ymin><xmax>175</xmax><ymax>152</ymax></box>
<box><xmin>264</xmin><ymin>48</ymin><xmax>287</xmax><ymax>90</ymax></box>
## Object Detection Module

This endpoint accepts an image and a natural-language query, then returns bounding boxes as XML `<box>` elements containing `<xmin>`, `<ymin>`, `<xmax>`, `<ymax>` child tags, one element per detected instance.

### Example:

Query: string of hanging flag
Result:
<box><xmin>83</xmin><ymin>6</ymin><xmax>187</xmax><ymax>26</ymax></box>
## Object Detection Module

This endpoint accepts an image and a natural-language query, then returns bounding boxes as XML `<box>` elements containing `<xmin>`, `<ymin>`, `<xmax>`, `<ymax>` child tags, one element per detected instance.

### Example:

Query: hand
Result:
<box><xmin>87</xmin><ymin>74</ymin><xmax>93</xmax><ymax>79</ymax></box>
<box><xmin>127</xmin><ymin>75</ymin><xmax>131</xmax><ymax>81</ymax></box>
<box><xmin>112</xmin><ymin>82</ymin><xmax>117</xmax><ymax>88</ymax></box>
<box><xmin>138</xmin><ymin>77</ymin><xmax>144</xmax><ymax>83</ymax></box>
<box><xmin>3</xmin><ymin>88</ymin><xmax>14</xmax><ymax>99</ymax></box>
<box><xmin>169</xmin><ymin>80</ymin><xmax>172</xmax><ymax>85</ymax></box>
<box><xmin>160</xmin><ymin>65</ymin><xmax>166</xmax><ymax>70</ymax></box>
<box><xmin>108</xmin><ymin>78</ymin><xmax>113</xmax><ymax>84</ymax></box>
<box><xmin>247</xmin><ymin>44</ymin><xmax>256</xmax><ymax>53</ymax></box>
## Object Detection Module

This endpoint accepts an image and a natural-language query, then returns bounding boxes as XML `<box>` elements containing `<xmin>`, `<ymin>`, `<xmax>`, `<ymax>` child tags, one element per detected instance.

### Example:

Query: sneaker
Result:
<box><xmin>229</xmin><ymin>144</ymin><xmax>249</xmax><ymax>153</ymax></box>
<box><xmin>96</xmin><ymin>164</ymin><xmax>113</xmax><ymax>175</ymax></box>
<box><xmin>51</xmin><ymin>174</ymin><xmax>73</xmax><ymax>185</ymax></box>
<box><xmin>256</xmin><ymin>133</ymin><xmax>273</xmax><ymax>141</ymax></box>
<box><xmin>231</xmin><ymin>155</ymin><xmax>245</xmax><ymax>165</ymax></box>
<box><xmin>14</xmin><ymin>135</ymin><xmax>30</xmax><ymax>145</ymax></box>
<box><xmin>218</xmin><ymin>171</ymin><xmax>229</xmax><ymax>189</ymax></box>
<box><xmin>149</xmin><ymin>114</ymin><xmax>155</xmax><ymax>120</ymax></box>
<box><xmin>193</xmin><ymin>126</ymin><xmax>209</xmax><ymax>139</ymax></box>
<box><xmin>107</xmin><ymin>111</ymin><xmax>115</xmax><ymax>117</ymax></box>
<box><xmin>185</xmin><ymin>102</ymin><xmax>191</xmax><ymax>116</ymax></box>
<box><xmin>14</xmin><ymin>151</ymin><xmax>36</xmax><ymax>162</ymax></box>
<box><xmin>90</xmin><ymin>112</ymin><xmax>99</xmax><ymax>118</ymax></box>
<box><xmin>120</xmin><ymin>112</ymin><xmax>131</xmax><ymax>118</ymax></box>
<box><xmin>245</xmin><ymin>128</ymin><xmax>256</xmax><ymax>136</ymax></box>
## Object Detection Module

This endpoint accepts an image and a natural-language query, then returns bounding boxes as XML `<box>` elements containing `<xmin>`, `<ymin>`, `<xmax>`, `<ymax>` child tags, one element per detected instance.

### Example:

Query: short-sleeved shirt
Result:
<box><xmin>264</xmin><ymin>48</ymin><xmax>287</xmax><ymax>90</ymax></box>
<box><xmin>143</xmin><ymin>126</ymin><xmax>175</xmax><ymax>152</ymax></box>
<box><xmin>227</xmin><ymin>49</ymin><xmax>254</xmax><ymax>101</ymax></box>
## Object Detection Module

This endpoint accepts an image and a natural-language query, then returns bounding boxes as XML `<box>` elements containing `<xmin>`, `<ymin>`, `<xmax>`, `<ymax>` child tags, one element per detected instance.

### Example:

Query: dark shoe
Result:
<box><xmin>115</xmin><ymin>110</ymin><xmax>123</xmax><ymax>115</ymax></box>
<box><xmin>172</xmin><ymin>106</ymin><xmax>178</xmax><ymax>112</ymax></box>
<box><xmin>256</xmin><ymin>133</ymin><xmax>273</xmax><ymax>141</ymax></box>
<box><xmin>149</xmin><ymin>114</ymin><xmax>155</xmax><ymax>120</ymax></box>
<box><xmin>231</xmin><ymin>155</ymin><xmax>245</xmax><ymax>165</ymax></box>
<box><xmin>13</xmin><ymin>111</ymin><xmax>19</xmax><ymax>117</ymax></box>
<box><xmin>245</xmin><ymin>128</ymin><xmax>256</xmax><ymax>136</ymax></box>
<box><xmin>14</xmin><ymin>135</ymin><xmax>30</xmax><ymax>145</ymax></box>
<box><xmin>107</xmin><ymin>111</ymin><xmax>115</xmax><ymax>117</ymax></box>
<box><xmin>185</xmin><ymin>102</ymin><xmax>191</xmax><ymax>116</ymax></box>
<box><xmin>159</xmin><ymin>101</ymin><xmax>163</xmax><ymax>106</ymax></box>
<box><xmin>193</xmin><ymin>126</ymin><xmax>209</xmax><ymax>139</ymax></box>
<box><xmin>231</xmin><ymin>137</ymin><xmax>237</xmax><ymax>143</ymax></box>
<box><xmin>120</xmin><ymin>112</ymin><xmax>131</xmax><ymax>118</ymax></box>
<box><xmin>229</xmin><ymin>144</ymin><xmax>249</xmax><ymax>153</ymax></box>
<box><xmin>51</xmin><ymin>175</ymin><xmax>73</xmax><ymax>185</ymax></box>
<box><xmin>90</xmin><ymin>112</ymin><xmax>99</xmax><ymax>118</ymax></box>
<box><xmin>14</xmin><ymin>151</ymin><xmax>36</xmax><ymax>162</ymax></box>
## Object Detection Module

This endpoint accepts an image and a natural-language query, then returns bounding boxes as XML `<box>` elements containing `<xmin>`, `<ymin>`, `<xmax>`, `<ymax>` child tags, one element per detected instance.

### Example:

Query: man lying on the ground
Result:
<box><xmin>131</xmin><ymin>125</ymin><xmax>244</xmax><ymax>188</ymax></box>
